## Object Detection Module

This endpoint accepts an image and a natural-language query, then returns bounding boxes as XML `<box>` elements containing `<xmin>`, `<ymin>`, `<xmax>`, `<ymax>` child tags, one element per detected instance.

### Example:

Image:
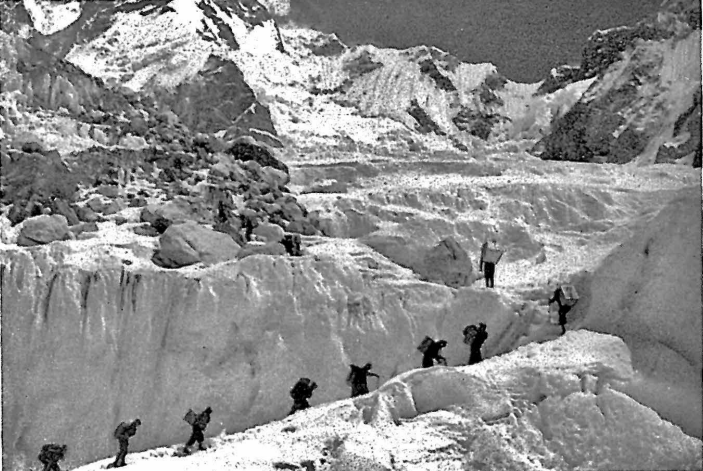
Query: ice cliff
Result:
<box><xmin>1</xmin><ymin>243</ymin><xmax>534</xmax><ymax>470</ymax></box>
<box><xmin>576</xmin><ymin>189</ymin><xmax>703</xmax><ymax>438</ymax></box>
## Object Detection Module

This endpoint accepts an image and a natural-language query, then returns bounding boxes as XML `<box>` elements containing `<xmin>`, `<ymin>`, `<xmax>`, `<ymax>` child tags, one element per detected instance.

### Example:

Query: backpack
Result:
<box><xmin>193</xmin><ymin>410</ymin><xmax>211</xmax><ymax>429</ymax></box>
<box><xmin>184</xmin><ymin>409</ymin><xmax>196</xmax><ymax>426</ymax></box>
<box><xmin>463</xmin><ymin>325</ymin><xmax>478</xmax><ymax>345</ymax></box>
<box><xmin>559</xmin><ymin>284</ymin><xmax>579</xmax><ymax>307</ymax></box>
<box><xmin>38</xmin><ymin>444</ymin><xmax>65</xmax><ymax>464</ymax></box>
<box><xmin>482</xmin><ymin>246</ymin><xmax>504</xmax><ymax>264</ymax></box>
<box><xmin>290</xmin><ymin>378</ymin><xmax>315</xmax><ymax>399</ymax></box>
<box><xmin>114</xmin><ymin>422</ymin><xmax>128</xmax><ymax>439</ymax></box>
<box><xmin>417</xmin><ymin>336</ymin><xmax>435</xmax><ymax>354</ymax></box>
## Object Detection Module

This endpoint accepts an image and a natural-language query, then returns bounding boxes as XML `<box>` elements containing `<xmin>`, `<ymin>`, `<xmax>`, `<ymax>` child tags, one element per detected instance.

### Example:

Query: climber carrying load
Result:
<box><xmin>480</xmin><ymin>237</ymin><xmax>503</xmax><ymax>288</ymax></box>
<box><xmin>549</xmin><ymin>284</ymin><xmax>579</xmax><ymax>335</ymax></box>
<box><xmin>418</xmin><ymin>336</ymin><xmax>448</xmax><ymax>368</ymax></box>
<box><xmin>108</xmin><ymin>418</ymin><xmax>141</xmax><ymax>468</ymax></box>
<box><xmin>38</xmin><ymin>444</ymin><xmax>67</xmax><ymax>471</ymax></box>
<box><xmin>346</xmin><ymin>363</ymin><xmax>380</xmax><ymax>397</ymax></box>
<box><xmin>463</xmin><ymin>322</ymin><xmax>488</xmax><ymax>365</ymax></box>
<box><xmin>289</xmin><ymin>378</ymin><xmax>317</xmax><ymax>415</ymax></box>
<box><xmin>183</xmin><ymin>407</ymin><xmax>212</xmax><ymax>453</ymax></box>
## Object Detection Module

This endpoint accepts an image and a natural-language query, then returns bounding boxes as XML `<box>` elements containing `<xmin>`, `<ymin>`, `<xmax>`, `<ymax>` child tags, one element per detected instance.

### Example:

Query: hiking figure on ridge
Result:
<box><xmin>418</xmin><ymin>337</ymin><xmax>448</xmax><ymax>368</ymax></box>
<box><xmin>480</xmin><ymin>237</ymin><xmax>503</xmax><ymax>288</ymax></box>
<box><xmin>38</xmin><ymin>444</ymin><xmax>67</xmax><ymax>471</ymax></box>
<box><xmin>347</xmin><ymin>363</ymin><xmax>379</xmax><ymax>397</ymax></box>
<box><xmin>289</xmin><ymin>378</ymin><xmax>317</xmax><ymax>415</ymax></box>
<box><xmin>183</xmin><ymin>407</ymin><xmax>212</xmax><ymax>453</ymax></box>
<box><xmin>107</xmin><ymin>419</ymin><xmax>141</xmax><ymax>468</ymax></box>
<box><xmin>549</xmin><ymin>284</ymin><xmax>579</xmax><ymax>335</ymax></box>
<box><xmin>463</xmin><ymin>323</ymin><xmax>488</xmax><ymax>365</ymax></box>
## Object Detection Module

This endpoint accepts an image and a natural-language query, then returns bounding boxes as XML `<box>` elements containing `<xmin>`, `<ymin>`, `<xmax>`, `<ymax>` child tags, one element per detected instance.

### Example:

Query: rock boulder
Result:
<box><xmin>152</xmin><ymin>222</ymin><xmax>241</xmax><ymax>268</ymax></box>
<box><xmin>16</xmin><ymin>215</ymin><xmax>72</xmax><ymax>246</ymax></box>
<box><xmin>417</xmin><ymin>237</ymin><xmax>473</xmax><ymax>288</ymax></box>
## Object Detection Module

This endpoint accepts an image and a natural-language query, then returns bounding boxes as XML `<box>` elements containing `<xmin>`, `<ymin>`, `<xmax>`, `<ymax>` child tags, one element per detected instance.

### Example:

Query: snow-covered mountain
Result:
<box><xmin>3</xmin><ymin>0</ymin><xmax>699</xmax><ymax>163</ymax></box>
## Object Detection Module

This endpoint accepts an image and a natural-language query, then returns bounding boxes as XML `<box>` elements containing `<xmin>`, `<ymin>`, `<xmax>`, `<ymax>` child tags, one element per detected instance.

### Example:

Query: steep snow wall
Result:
<box><xmin>74</xmin><ymin>331</ymin><xmax>703</xmax><ymax>471</ymax></box>
<box><xmin>576</xmin><ymin>189</ymin><xmax>702</xmax><ymax>438</ymax></box>
<box><xmin>1</xmin><ymin>245</ymin><xmax>535</xmax><ymax>469</ymax></box>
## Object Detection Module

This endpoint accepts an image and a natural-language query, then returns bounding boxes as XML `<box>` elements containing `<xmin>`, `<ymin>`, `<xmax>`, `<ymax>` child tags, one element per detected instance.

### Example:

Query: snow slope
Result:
<box><xmin>72</xmin><ymin>331</ymin><xmax>703</xmax><ymax>471</ymax></box>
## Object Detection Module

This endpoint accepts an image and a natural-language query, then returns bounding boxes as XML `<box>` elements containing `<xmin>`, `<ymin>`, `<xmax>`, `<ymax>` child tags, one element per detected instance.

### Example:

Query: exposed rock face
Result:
<box><xmin>1</xmin><ymin>247</ymin><xmax>533</xmax><ymax>469</ymax></box>
<box><xmin>227</xmin><ymin>141</ymin><xmax>289</xmax><ymax>174</ymax></box>
<box><xmin>576</xmin><ymin>190</ymin><xmax>702</xmax><ymax>438</ymax></box>
<box><xmin>407</xmin><ymin>99</ymin><xmax>443</xmax><ymax>135</ymax></box>
<box><xmin>155</xmin><ymin>55</ymin><xmax>280</xmax><ymax>143</ymax></box>
<box><xmin>0</xmin><ymin>31</ymin><xmax>135</xmax><ymax>117</ymax></box>
<box><xmin>1</xmin><ymin>148</ymin><xmax>80</xmax><ymax>222</ymax></box>
<box><xmin>16</xmin><ymin>215</ymin><xmax>72</xmax><ymax>246</ymax></box>
<box><xmin>536</xmin><ymin>1</ymin><xmax>701</xmax><ymax>166</ymax></box>
<box><xmin>418</xmin><ymin>59</ymin><xmax>456</xmax><ymax>92</ymax></box>
<box><xmin>152</xmin><ymin>222</ymin><xmax>241</xmax><ymax>268</ymax></box>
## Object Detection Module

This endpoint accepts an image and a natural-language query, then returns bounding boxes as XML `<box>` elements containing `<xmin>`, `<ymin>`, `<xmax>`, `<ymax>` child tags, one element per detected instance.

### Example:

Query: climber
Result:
<box><xmin>239</xmin><ymin>209</ymin><xmax>258</xmax><ymax>241</ymax></box>
<box><xmin>108</xmin><ymin>419</ymin><xmax>141</xmax><ymax>468</ymax></box>
<box><xmin>282</xmin><ymin>233</ymin><xmax>303</xmax><ymax>256</ymax></box>
<box><xmin>183</xmin><ymin>407</ymin><xmax>212</xmax><ymax>453</ymax></box>
<box><xmin>463</xmin><ymin>323</ymin><xmax>488</xmax><ymax>365</ymax></box>
<box><xmin>418</xmin><ymin>337</ymin><xmax>448</xmax><ymax>368</ymax></box>
<box><xmin>480</xmin><ymin>238</ymin><xmax>503</xmax><ymax>288</ymax></box>
<box><xmin>346</xmin><ymin>363</ymin><xmax>380</xmax><ymax>397</ymax></box>
<box><xmin>37</xmin><ymin>444</ymin><xmax>67</xmax><ymax>471</ymax></box>
<box><xmin>289</xmin><ymin>377</ymin><xmax>317</xmax><ymax>415</ymax></box>
<box><xmin>549</xmin><ymin>285</ymin><xmax>579</xmax><ymax>335</ymax></box>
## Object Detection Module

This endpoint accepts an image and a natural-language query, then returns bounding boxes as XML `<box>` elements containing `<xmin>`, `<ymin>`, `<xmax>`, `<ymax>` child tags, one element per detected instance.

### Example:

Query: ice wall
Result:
<box><xmin>0</xmin><ymin>245</ymin><xmax>534</xmax><ymax>470</ymax></box>
<box><xmin>576</xmin><ymin>189</ymin><xmax>703</xmax><ymax>438</ymax></box>
<box><xmin>73</xmin><ymin>331</ymin><xmax>703</xmax><ymax>471</ymax></box>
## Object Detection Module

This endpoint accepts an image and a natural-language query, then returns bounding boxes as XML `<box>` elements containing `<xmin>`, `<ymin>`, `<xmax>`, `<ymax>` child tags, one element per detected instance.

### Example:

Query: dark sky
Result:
<box><xmin>286</xmin><ymin>0</ymin><xmax>664</xmax><ymax>82</ymax></box>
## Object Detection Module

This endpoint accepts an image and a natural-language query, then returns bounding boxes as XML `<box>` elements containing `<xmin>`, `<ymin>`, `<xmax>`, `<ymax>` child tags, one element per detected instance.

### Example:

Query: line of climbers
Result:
<box><xmin>37</xmin><ymin>284</ymin><xmax>577</xmax><ymax>470</ymax></box>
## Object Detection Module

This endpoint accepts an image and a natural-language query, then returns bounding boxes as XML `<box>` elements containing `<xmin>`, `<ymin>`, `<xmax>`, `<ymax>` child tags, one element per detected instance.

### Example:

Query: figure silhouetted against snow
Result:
<box><xmin>108</xmin><ymin>419</ymin><xmax>141</xmax><ymax>468</ymax></box>
<box><xmin>183</xmin><ymin>407</ymin><xmax>212</xmax><ymax>453</ymax></box>
<box><xmin>38</xmin><ymin>444</ymin><xmax>67</xmax><ymax>471</ymax></box>
<box><xmin>463</xmin><ymin>323</ymin><xmax>488</xmax><ymax>365</ymax></box>
<box><xmin>347</xmin><ymin>363</ymin><xmax>379</xmax><ymax>397</ymax></box>
<box><xmin>418</xmin><ymin>337</ymin><xmax>448</xmax><ymax>368</ymax></box>
<box><xmin>549</xmin><ymin>285</ymin><xmax>579</xmax><ymax>335</ymax></box>
<box><xmin>480</xmin><ymin>238</ymin><xmax>503</xmax><ymax>288</ymax></box>
<box><xmin>289</xmin><ymin>378</ymin><xmax>317</xmax><ymax>415</ymax></box>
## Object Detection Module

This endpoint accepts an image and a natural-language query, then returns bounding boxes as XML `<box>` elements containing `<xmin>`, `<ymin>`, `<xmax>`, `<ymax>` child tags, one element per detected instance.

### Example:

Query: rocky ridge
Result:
<box><xmin>535</xmin><ymin>0</ymin><xmax>702</xmax><ymax>166</ymax></box>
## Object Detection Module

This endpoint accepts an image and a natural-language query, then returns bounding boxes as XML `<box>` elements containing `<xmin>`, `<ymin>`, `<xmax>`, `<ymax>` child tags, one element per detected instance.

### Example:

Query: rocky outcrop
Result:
<box><xmin>536</xmin><ymin>1</ymin><xmax>701</xmax><ymax>165</ymax></box>
<box><xmin>0</xmin><ymin>31</ymin><xmax>136</xmax><ymax>117</ymax></box>
<box><xmin>418</xmin><ymin>59</ymin><xmax>456</xmax><ymax>92</ymax></box>
<box><xmin>155</xmin><ymin>55</ymin><xmax>280</xmax><ymax>143</ymax></box>
<box><xmin>152</xmin><ymin>222</ymin><xmax>241</xmax><ymax>268</ymax></box>
<box><xmin>452</xmin><ymin>106</ymin><xmax>505</xmax><ymax>141</ymax></box>
<box><xmin>1</xmin><ymin>148</ymin><xmax>80</xmax><ymax>224</ymax></box>
<box><xmin>1</xmin><ymin>245</ymin><xmax>534</xmax><ymax>469</ymax></box>
<box><xmin>407</xmin><ymin>99</ymin><xmax>443</xmax><ymax>135</ymax></box>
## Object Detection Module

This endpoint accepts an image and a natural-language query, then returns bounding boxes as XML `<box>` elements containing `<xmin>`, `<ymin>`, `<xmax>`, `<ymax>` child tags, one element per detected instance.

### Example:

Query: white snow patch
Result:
<box><xmin>23</xmin><ymin>0</ymin><xmax>81</xmax><ymax>35</ymax></box>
